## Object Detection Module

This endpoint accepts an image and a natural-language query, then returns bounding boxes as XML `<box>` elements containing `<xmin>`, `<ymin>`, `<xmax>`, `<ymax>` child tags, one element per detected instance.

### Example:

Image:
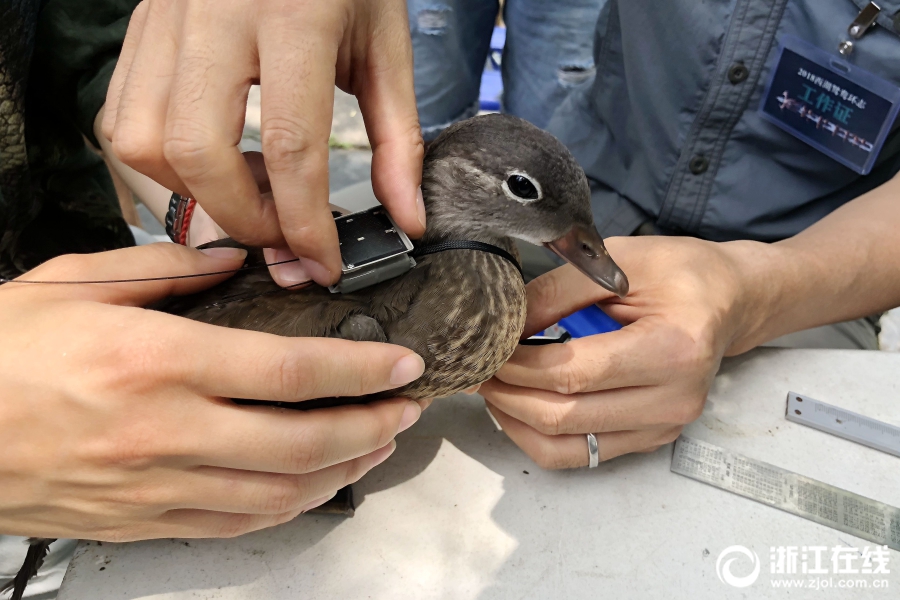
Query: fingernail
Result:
<box><xmin>299</xmin><ymin>493</ymin><xmax>335</xmax><ymax>513</ymax></box>
<box><xmin>415</xmin><ymin>186</ymin><xmax>426</xmax><ymax>230</ymax></box>
<box><xmin>397</xmin><ymin>401</ymin><xmax>422</xmax><ymax>433</ymax></box>
<box><xmin>390</xmin><ymin>354</ymin><xmax>425</xmax><ymax>386</ymax></box>
<box><xmin>200</xmin><ymin>247</ymin><xmax>248</xmax><ymax>261</ymax></box>
<box><xmin>269</xmin><ymin>249</ymin><xmax>310</xmax><ymax>284</ymax></box>
<box><xmin>367</xmin><ymin>440</ymin><xmax>397</xmax><ymax>469</ymax></box>
<box><xmin>299</xmin><ymin>258</ymin><xmax>334</xmax><ymax>286</ymax></box>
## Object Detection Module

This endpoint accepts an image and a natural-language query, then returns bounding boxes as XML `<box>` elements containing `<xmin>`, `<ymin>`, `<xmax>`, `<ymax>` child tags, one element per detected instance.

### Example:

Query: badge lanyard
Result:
<box><xmin>759</xmin><ymin>2</ymin><xmax>900</xmax><ymax>175</ymax></box>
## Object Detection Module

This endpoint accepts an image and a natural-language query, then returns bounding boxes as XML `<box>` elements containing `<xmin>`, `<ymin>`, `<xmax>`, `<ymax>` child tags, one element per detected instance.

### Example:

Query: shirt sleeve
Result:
<box><xmin>30</xmin><ymin>0</ymin><xmax>141</xmax><ymax>147</ymax></box>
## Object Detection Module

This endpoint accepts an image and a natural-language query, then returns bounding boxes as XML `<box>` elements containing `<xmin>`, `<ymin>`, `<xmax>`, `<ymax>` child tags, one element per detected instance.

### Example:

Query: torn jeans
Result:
<box><xmin>407</xmin><ymin>0</ymin><xmax>607</xmax><ymax>140</ymax></box>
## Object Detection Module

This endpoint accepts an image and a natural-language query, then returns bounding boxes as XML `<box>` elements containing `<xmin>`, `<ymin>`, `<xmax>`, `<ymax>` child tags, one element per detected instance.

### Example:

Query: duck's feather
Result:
<box><xmin>153</xmin><ymin>238</ymin><xmax>526</xmax><ymax>405</ymax></box>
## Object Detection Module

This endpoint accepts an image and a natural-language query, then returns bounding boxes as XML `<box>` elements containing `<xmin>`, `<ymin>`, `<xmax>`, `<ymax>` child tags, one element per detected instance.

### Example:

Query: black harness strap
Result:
<box><xmin>411</xmin><ymin>240</ymin><xmax>523</xmax><ymax>277</ymax></box>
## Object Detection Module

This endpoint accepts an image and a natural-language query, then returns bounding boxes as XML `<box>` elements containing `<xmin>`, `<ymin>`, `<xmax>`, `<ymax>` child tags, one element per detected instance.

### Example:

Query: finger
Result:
<box><xmin>497</xmin><ymin>318</ymin><xmax>675</xmax><ymax>393</ymax></box>
<box><xmin>263</xmin><ymin>247</ymin><xmax>323</xmax><ymax>289</ymax></box>
<box><xmin>258</xmin><ymin>17</ymin><xmax>342</xmax><ymax>284</ymax></box>
<box><xmin>101</xmin><ymin>0</ymin><xmax>149</xmax><ymax>142</ymax></box>
<box><xmin>166</xmin><ymin>441</ymin><xmax>395</xmax><ymax>514</ymax></box>
<box><xmin>109</xmin><ymin>0</ymin><xmax>188</xmax><ymax>195</ymax></box>
<box><xmin>163</xmin><ymin>5</ymin><xmax>283</xmax><ymax>249</ymax></box>
<box><xmin>480</xmin><ymin>378</ymin><xmax>700</xmax><ymax>435</ymax></box>
<box><xmin>523</xmin><ymin>264</ymin><xmax>619</xmax><ymax>337</ymax></box>
<box><xmin>299</xmin><ymin>493</ymin><xmax>338</xmax><ymax>513</ymax></box>
<box><xmin>150</xmin><ymin>302</ymin><xmax>425</xmax><ymax>397</ymax></box>
<box><xmin>138</xmin><ymin>507</ymin><xmax>303</xmax><ymax>540</ymax></box>
<box><xmin>19</xmin><ymin>243</ymin><xmax>247</xmax><ymax>305</ymax></box>
<box><xmin>486</xmin><ymin>403</ymin><xmax>681</xmax><ymax>469</ymax></box>
<box><xmin>179</xmin><ymin>399</ymin><xmax>417</xmax><ymax>474</ymax></box>
<box><xmin>357</xmin><ymin>0</ymin><xmax>425</xmax><ymax>238</ymax></box>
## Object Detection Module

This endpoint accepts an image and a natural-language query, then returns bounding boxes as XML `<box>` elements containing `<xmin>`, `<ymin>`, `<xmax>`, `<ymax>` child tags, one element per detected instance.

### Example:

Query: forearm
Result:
<box><xmin>94</xmin><ymin>106</ymin><xmax>173</xmax><ymax>225</ymax></box>
<box><xmin>725</xmin><ymin>172</ymin><xmax>900</xmax><ymax>354</ymax></box>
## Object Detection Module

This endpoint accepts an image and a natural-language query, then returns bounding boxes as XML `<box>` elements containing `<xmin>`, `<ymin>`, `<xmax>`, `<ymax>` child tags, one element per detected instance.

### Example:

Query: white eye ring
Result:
<box><xmin>501</xmin><ymin>171</ymin><xmax>543</xmax><ymax>204</ymax></box>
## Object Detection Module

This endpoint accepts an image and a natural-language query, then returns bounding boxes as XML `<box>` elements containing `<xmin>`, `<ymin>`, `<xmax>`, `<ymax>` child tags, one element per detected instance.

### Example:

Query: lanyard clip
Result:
<box><xmin>849</xmin><ymin>2</ymin><xmax>881</xmax><ymax>38</ymax></box>
<box><xmin>840</xmin><ymin>2</ymin><xmax>882</xmax><ymax>55</ymax></box>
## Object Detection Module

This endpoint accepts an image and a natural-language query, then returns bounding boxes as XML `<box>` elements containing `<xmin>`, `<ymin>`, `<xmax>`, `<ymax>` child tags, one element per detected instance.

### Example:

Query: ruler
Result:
<box><xmin>785</xmin><ymin>392</ymin><xmax>900</xmax><ymax>458</ymax></box>
<box><xmin>671</xmin><ymin>436</ymin><xmax>900</xmax><ymax>550</ymax></box>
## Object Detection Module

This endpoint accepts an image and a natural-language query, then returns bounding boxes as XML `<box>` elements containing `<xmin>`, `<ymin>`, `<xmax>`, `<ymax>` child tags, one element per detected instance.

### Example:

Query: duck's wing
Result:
<box><xmin>151</xmin><ymin>239</ymin><xmax>363</xmax><ymax>338</ymax></box>
<box><xmin>153</xmin><ymin>239</ymin><xmax>433</xmax><ymax>342</ymax></box>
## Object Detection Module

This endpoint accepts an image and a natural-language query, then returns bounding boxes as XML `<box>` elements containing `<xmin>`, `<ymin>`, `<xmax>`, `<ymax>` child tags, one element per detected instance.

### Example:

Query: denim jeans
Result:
<box><xmin>407</xmin><ymin>0</ymin><xmax>607</xmax><ymax>139</ymax></box>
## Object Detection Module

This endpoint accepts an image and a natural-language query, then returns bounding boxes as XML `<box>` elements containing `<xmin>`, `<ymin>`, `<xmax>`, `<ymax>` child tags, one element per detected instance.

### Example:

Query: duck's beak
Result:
<box><xmin>545</xmin><ymin>224</ymin><xmax>629</xmax><ymax>297</ymax></box>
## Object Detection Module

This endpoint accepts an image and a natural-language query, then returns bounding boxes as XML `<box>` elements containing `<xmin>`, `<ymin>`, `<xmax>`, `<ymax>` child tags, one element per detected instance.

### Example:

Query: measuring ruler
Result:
<box><xmin>785</xmin><ymin>392</ymin><xmax>900</xmax><ymax>458</ymax></box>
<box><xmin>671</xmin><ymin>436</ymin><xmax>900</xmax><ymax>550</ymax></box>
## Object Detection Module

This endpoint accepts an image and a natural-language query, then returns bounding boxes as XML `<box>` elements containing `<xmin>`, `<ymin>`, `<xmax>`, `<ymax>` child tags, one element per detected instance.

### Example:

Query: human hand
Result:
<box><xmin>183</xmin><ymin>152</ymin><xmax>359</xmax><ymax>287</ymax></box>
<box><xmin>480</xmin><ymin>236</ymin><xmax>763</xmax><ymax>469</ymax></box>
<box><xmin>102</xmin><ymin>0</ymin><xmax>425</xmax><ymax>286</ymax></box>
<box><xmin>0</xmin><ymin>244</ymin><xmax>425</xmax><ymax>540</ymax></box>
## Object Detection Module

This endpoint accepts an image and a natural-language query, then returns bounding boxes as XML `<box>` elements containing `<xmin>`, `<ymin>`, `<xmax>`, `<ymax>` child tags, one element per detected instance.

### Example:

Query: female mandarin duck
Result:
<box><xmin>159</xmin><ymin>113</ymin><xmax>629</xmax><ymax>405</ymax></box>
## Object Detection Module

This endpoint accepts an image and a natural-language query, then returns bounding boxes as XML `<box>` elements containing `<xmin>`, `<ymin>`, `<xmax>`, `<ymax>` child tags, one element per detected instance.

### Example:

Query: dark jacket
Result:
<box><xmin>0</xmin><ymin>0</ymin><xmax>139</xmax><ymax>278</ymax></box>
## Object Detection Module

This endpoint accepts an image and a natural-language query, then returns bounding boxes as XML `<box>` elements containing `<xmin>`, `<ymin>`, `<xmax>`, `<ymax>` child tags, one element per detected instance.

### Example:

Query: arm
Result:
<box><xmin>728</xmin><ymin>171</ymin><xmax>900</xmax><ymax>353</ymax></box>
<box><xmin>94</xmin><ymin>106</ymin><xmax>173</xmax><ymax>225</ymax></box>
<box><xmin>480</xmin><ymin>172</ymin><xmax>900</xmax><ymax>469</ymax></box>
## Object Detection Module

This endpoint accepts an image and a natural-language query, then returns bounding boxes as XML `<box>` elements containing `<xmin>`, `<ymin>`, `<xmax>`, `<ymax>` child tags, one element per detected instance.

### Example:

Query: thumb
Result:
<box><xmin>523</xmin><ymin>264</ymin><xmax>618</xmax><ymax>337</ymax></box>
<box><xmin>21</xmin><ymin>243</ymin><xmax>247</xmax><ymax>306</ymax></box>
<box><xmin>357</xmin><ymin>1</ymin><xmax>425</xmax><ymax>239</ymax></box>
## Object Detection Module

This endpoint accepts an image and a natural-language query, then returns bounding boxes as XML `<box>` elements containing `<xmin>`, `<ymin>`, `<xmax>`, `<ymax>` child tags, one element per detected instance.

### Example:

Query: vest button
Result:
<box><xmin>728</xmin><ymin>62</ymin><xmax>749</xmax><ymax>84</ymax></box>
<box><xmin>689</xmin><ymin>155</ymin><xmax>709</xmax><ymax>175</ymax></box>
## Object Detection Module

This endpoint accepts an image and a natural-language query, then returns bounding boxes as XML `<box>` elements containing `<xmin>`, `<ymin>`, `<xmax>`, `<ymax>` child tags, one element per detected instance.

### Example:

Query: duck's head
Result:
<box><xmin>421</xmin><ymin>114</ymin><xmax>629</xmax><ymax>297</ymax></box>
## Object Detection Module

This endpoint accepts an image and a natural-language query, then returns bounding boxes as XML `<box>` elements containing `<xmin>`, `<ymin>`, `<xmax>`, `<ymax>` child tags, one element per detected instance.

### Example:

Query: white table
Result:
<box><xmin>59</xmin><ymin>348</ymin><xmax>900</xmax><ymax>599</ymax></box>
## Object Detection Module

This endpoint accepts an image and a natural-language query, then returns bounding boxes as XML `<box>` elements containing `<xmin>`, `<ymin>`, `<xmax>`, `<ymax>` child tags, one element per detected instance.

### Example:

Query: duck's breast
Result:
<box><xmin>382</xmin><ymin>250</ymin><xmax>526</xmax><ymax>400</ymax></box>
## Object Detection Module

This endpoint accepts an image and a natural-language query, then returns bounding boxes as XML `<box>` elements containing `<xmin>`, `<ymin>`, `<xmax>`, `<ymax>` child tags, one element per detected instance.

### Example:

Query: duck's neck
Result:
<box><xmin>418</xmin><ymin>189</ymin><xmax>517</xmax><ymax>256</ymax></box>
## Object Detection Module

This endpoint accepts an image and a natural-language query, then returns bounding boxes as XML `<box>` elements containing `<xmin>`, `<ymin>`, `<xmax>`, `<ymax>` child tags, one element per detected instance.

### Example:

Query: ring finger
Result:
<box><xmin>486</xmin><ymin>402</ymin><xmax>681</xmax><ymax>469</ymax></box>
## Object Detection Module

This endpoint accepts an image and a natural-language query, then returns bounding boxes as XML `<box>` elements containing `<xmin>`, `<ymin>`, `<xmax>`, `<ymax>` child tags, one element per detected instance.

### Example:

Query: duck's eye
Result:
<box><xmin>504</xmin><ymin>174</ymin><xmax>541</xmax><ymax>202</ymax></box>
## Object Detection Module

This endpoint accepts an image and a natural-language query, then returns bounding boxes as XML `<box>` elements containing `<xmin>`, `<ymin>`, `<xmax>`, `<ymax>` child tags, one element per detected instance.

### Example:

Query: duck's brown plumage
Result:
<box><xmin>158</xmin><ymin>238</ymin><xmax>526</xmax><ymax>402</ymax></box>
<box><xmin>154</xmin><ymin>113</ymin><xmax>625</xmax><ymax>406</ymax></box>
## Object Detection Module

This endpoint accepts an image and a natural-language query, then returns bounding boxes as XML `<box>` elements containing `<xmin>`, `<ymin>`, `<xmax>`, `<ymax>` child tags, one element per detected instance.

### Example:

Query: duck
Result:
<box><xmin>156</xmin><ymin>113</ymin><xmax>629</xmax><ymax>406</ymax></box>
<box><xmin>5</xmin><ymin>114</ymin><xmax>630</xmax><ymax>600</ymax></box>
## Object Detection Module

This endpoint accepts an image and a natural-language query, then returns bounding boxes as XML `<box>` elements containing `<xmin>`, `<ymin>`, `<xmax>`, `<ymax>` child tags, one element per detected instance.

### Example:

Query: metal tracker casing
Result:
<box><xmin>329</xmin><ymin>206</ymin><xmax>416</xmax><ymax>294</ymax></box>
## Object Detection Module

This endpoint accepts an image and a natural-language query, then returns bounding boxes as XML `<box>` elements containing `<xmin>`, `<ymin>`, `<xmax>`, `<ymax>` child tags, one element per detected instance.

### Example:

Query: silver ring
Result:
<box><xmin>586</xmin><ymin>433</ymin><xmax>599</xmax><ymax>468</ymax></box>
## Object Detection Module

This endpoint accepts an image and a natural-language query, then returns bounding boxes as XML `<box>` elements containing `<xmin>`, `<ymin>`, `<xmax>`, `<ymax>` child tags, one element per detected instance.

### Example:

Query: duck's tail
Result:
<box><xmin>1</xmin><ymin>538</ymin><xmax>54</xmax><ymax>600</ymax></box>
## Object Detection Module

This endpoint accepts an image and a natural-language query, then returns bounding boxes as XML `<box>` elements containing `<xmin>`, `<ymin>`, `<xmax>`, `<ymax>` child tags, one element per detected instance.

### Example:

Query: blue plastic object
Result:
<box><xmin>479</xmin><ymin>27</ymin><xmax>506</xmax><ymax>112</ymax></box>
<box><xmin>489</xmin><ymin>26</ymin><xmax>506</xmax><ymax>55</ymax></box>
<box><xmin>558</xmin><ymin>304</ymin><xmax>622</xmax><ymax>338</ymax></box>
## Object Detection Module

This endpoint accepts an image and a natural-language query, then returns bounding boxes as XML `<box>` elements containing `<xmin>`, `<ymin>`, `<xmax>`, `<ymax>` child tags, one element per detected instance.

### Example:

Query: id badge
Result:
<box><xmin>759</xmin><ymin>35</ymin><xmax>900</xmax><ymax>175</ymax></box>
